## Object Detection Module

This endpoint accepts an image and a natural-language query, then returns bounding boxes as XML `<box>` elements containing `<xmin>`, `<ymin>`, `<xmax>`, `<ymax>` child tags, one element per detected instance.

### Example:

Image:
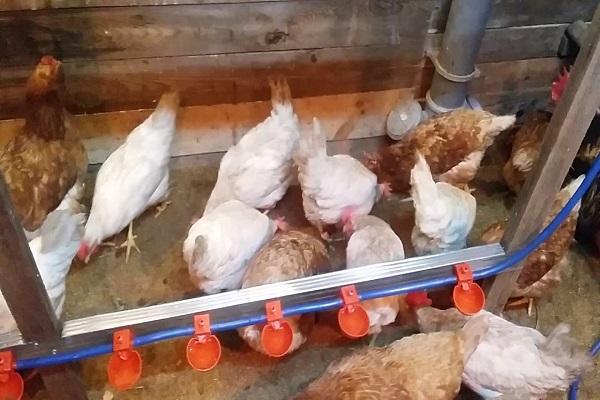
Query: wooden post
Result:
<box><xmin>0</xmin><ymin>173</ymin><xmax>88</xmax><ymax>399</ymax></box>
<box><xmin>485</xmin><ymin>3</ymin><xmax>600</xmax><ymax>312</ymax></box>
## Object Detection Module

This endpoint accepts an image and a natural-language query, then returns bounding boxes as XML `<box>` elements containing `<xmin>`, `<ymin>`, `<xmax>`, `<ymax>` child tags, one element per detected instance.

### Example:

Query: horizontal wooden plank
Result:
<box><xmin>0</xmin><ymin>0</ymin><xmax>287</xmax><ymax>12</ymax></box>
<box><xmin>427</xmin><ymin>24</ymin><xmax>568</xmax><ymax>63</ymax></box>
<box><xmin>430</xmin><ymin>0</ymin><xmax>597</xmax><ymax>32</ymax></box>
<box><xmin>0</xmin><ymin>46</ymin><xmax>421</xmax><ymax>119</ymax></box>
<box><xmin>415</xmin><ymin>57</ymin><xmax>561</xmax><ymax>110</ymax></box>
<box><xmin>0</xmin><ymin>0</ymin><xmax>434</xmax><ymax>66</ymax></box>
<box><xmin>0</xmin><ymin>89</ymin><xmax>414</xmax><ymax>164</ymax></box>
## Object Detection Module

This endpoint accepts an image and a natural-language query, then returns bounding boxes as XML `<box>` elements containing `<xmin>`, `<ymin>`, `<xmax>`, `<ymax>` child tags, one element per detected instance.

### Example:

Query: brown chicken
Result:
<box><xmin>366</xmin><ymin>109</ymin><xmax>515</xmax><ymax>193</ymax></box>
<box><xmin>481</xmin><ymin>176</ymin><xmax>584</xmax><ymax>301</ymax></box>
<box><xmin>294</xmin><ymin>313</ymin><xmax>489</xmax><ymax>400</ymax></box>
<box><xmin>238</xmin><ymin>230</ymin><xmax>330</xmax><ymax>355</ymax></box>
<box><xmin>502</xmin><ymin>110</ymin><xmax>551</xmax><ymax>193</ymax></box>
<box><xmin>0</xmin><ymin>56</ymin><xmax>87</xmax><ymax>233</ymax></box>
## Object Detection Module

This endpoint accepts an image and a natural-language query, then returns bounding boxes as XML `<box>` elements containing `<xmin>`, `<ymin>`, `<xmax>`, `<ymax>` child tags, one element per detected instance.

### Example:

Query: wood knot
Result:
<box><xmin>369</xmin><ymin>0</ymin><xmax>403</xmax><ymax>15</ymax></box>
<box><xmin>265</xmin><ymin>29</ymin><xmax>289</xmax><ymax>45</ymax></box>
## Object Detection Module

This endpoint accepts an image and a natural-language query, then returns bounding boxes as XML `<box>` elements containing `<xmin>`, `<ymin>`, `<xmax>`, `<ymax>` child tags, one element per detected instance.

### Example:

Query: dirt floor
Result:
<box><xmin>28</xmin><ymin>137</ymin><xmax>599</xmax><ymax>400</ymax></box>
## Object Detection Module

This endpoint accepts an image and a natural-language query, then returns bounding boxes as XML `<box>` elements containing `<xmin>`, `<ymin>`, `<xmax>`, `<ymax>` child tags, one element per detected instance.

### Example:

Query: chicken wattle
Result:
<box><xmin>295</xmin><ymin>118</ymin><xmax>390</xmax><ymax>240</ymax></box>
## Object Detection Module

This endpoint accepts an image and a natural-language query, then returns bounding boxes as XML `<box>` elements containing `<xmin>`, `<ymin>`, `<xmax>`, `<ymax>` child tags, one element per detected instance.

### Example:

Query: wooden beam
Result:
<box><xmin>485</xmin><ymin>4</ymin><xmax>600</xmax><ymax>312</ymax></box>
<box><xmin>0</xmin><ymin>89</ymin><xmax>414</xmax><ymax>164</ymax></box>
<box><xmin>0</xmin><ymin>174</ymin><xmax>88</xmax><ymax>399</ymax></box>
<box><xmin>0</xmin><ymin>0</ymin><xmax>434</xmax><ymax>66</ymax></box>
<box><xmin>430</xmin><ymin>0</ymin><xmax>597</xmax><ymax>32</ymax></box>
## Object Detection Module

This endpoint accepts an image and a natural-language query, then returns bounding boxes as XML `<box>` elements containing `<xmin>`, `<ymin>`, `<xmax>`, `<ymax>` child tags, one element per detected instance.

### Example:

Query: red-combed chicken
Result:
<box><xmin>0</xmin><ymin>56</ymin><xmax>87</xmax><ymax>237</ymax></box>
<box><xmin>410</xmin><ymin>152</ymin><xmax>476</xmax><ymax>256</ymax></box>
<box><xmin>481</xmin><ymin>175</ymin><xmax>584</xmax><ymax>303</ymax></box>
<box><xmin>78</xmin><ymin>91</ymin><xmax>180</xmax><ymax>264</ymax></box>
<box><xmin>183</xmin><ymin>200</ymin><xmax>286</xmax><ymax>294</ymax></box>
<box><xmin>238</xmin><ymin>230</ymin><xmax>330</xmax><ymax>355</ymax></box>
<box><xmin>417</xmin><ymin>306</ymin><xmax>592</xmax><ymax>399</ymax></box>
<box><xmin>343</xmin><ymin>215</ymin><xmax>408</xmax><ymax>339</ymax></box>
<box><xmin>502</xmin><ymin>110</ymin><xmax>551</xmax><ymax>193</ymax></box>
<box><xmin>366</xmin><ymin>109</ymin><xmax>516</xmax><ymax>193</ymax></box>
<box><xmin>295</xmin><ymin>118</ymin><xmax>391</xmax><ymax>240</ymax></box>
<box><xmin>203</xmin><ymin>78</ymin><xmax>299</xmax><ymax>214</ymax></box>
<box><xmin>294</xmin><ymin>313</ymin><xmax>489</xmax><ymax>400</ymax></box>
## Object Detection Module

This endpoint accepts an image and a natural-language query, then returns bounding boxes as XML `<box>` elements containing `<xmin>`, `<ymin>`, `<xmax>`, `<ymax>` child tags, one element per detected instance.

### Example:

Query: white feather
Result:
<box><xmin>0</xmin><ymin>209</ymin><xmax>83</xmax><ymax>333</ymax></box>
<box><xmin>297</xmin><ymin>119</ymin><xmax>380</xmax><ymax>227</ymax></box>
<box><xmin>410</xmin><ymin>153</ymin><xmax>476</xmax><ymax>255</ymax></box>
<box><xmin>183</xmin><ymin>200</ymin><xmax>277</xmax><ymax>294</ymax></box>
<box><xmin>346</xmin><ymin>215</ymin><xmax>405</xmax><ymax>333</ymax></box>
<box><xmin>83</xmin><ymin>93</ymin><xmax>178</xmax><ymax>248</ymax></box>
<box><xmin>204</xmin><ymin>79</ymin><xmax>299</xmax><ymax>214</ymax></box>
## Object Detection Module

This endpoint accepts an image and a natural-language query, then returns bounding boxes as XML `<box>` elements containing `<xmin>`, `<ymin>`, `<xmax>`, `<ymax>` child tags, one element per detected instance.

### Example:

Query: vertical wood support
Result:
<box><xmin>485</xmin><ymin>3</ymin><xmax>600</xmax><ymax>312</ymax></box>
<box><xmin>0</xmin><ymin>173</ymin><xmax>88</xmax><ymax>399</ymax></box>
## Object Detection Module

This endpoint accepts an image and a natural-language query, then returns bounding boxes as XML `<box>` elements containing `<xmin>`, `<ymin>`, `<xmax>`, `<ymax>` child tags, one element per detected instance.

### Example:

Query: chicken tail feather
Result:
<box><xmin>296</xmin><ymin>117</ymin><xmax>327</xmax><ymax>166</ymax></box>
<box><xmin>484</xmin><ymin>114</ymin><xmax>517</xmax><ymax>137</ymax></box>
<box><xmin>410</xmin><ymin>152</ymin><xmax>439</xmax><ymax>215</ymax></box>
<box><xmin>150</xmin><ymin>91</ymin><xmax>180</xmax><ymax>127</ymax></box>
<box><xmin>268</xmin><ymin>76</ymin><xmax>294</xmax><ymax>118</ymax></box>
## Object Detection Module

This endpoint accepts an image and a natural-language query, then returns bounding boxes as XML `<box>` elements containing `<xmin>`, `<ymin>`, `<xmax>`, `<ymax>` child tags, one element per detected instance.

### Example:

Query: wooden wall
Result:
<box><xmin>0</xmin><ymin>0</ymin><xmax>597</xmax><ymax>162</ymax></box>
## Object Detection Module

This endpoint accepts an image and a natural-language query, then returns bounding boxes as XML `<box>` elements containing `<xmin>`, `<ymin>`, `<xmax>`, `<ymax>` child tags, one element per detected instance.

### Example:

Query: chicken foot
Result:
<box><xmin>119</xmin><ymin>221</ymin><xmax>141</xmax><ymax>264</ymax></box>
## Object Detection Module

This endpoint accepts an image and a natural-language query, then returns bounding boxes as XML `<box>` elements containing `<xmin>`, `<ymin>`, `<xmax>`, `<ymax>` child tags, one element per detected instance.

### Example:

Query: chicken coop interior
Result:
<box><xmin>0</xmin><ymin>0</ymin><xmax>599</xmax><ymax>399</ymax></box>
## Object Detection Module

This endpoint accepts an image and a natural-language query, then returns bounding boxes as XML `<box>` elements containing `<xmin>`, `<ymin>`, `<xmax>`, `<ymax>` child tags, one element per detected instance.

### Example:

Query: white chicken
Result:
<box><xmin>295</xmin><ymin>118</ymin><xmax>391</xmax><ymax>239</ymax></box>
<box><xmin>78</xmin><ymin>91</ymin><xmax>180</xmax><ymax>264</ymax></box>
<box><xmin>183</xmin><ymin>200</ymin><xmax>285</xmax><ymax>294</ymax></box>
<box><xmin>343</xmin><ymin>215</ymin><xmax>407</xmax><ymax>338</ymax></box>
<box><xmin>203</xmin><ymin>78</ymin><xmax>299</xmax><ymax>214</ymax></box>
<box><xmin>410</xmin><ymin>152</ymin><xmax>476</xmax><ymax>255</ymax></box>
<box><xmin>416</xmin><ymin>306</ymin><xmax>593</xmax><ymax>399</ymax></box>
<box><xmin>0</xmin><ymin>209</ymin><xmax>84</xmax><ymax>333</ymax></box>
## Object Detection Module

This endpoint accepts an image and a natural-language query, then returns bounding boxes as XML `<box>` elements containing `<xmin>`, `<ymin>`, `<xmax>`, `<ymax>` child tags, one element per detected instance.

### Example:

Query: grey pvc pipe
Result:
<box><xmin>427</xmin><ymin>0</ymin><xmax>493</xmax><ymax>113</ymax></box>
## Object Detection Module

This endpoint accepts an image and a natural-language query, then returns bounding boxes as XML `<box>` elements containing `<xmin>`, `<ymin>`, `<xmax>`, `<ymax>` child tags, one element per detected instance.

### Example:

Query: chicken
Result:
<box><xmin>294</xmin><ymin>313</ymin><xmax>489</xmax><ymax>400</ymax></box>
<box><xmin>183</xmin><ymin>200</ymin><xmax>285</xmax><ymax>294</ymax></box>
<box><xmin>78</xmin><ymin>91</ymin><xmax>180</xmax><ymax>264</ymax></box>
<box><xmin>0</xmin><ymin>56</ymin><xmax>87</xmax><ymax>236</ymax></box>
<box><xmin>502</xmin><ymin>110</ymin><xmax>551</xmax><ymax>193</ymax></box>
<box><xmin>416</xmin><ymin>306</ymin><xmax>593</xmax><ymax>399</ymax></box>
<box><xmin>481</xmin><ymin>176</ymin><xmax>584</xmax><ymax>303</ymax></box>
<box><xmin>203</xmin><ymin>78</ymin><xmax>299</xmax><ymax>214</ymax></box>
<box><xmin>410</xmin><ymin>152</ymin><xmax>476</xmax><ymax>256</ymax></box>
<box><xmin>295</xmin><ymin>118</ymin><xmax>390</xmax><ymax>240</ymax></box>
<box><xmin>238</xmin><ymin>230</ymin><xmax>330</xmax><ymax>355</ymax></box>
<box><xmin>0</xmin><ymin>209</ymin><xmax>84</xmax><ymax>333</ymax></box>
<box><xmin>366</xmin><ymin>109</ymin><xmax>516</xmax><ymax>193</ymax></box>
<box><xmin>343</xmin><ymin>215</ymin><xmax>408</xmax><ymax>338</ymax></box>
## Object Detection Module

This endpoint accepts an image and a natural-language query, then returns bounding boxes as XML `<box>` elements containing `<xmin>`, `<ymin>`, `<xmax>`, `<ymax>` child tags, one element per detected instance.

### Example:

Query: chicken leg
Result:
<box><xmin>119</xmin><ymin>221</ymin><xmax>141</xmax><ymax>264</ymax></box>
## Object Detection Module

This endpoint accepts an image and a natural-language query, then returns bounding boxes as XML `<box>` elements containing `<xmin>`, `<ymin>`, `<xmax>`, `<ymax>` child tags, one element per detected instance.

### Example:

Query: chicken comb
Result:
<box><xmin>39</xmin><ymin>55</ymin><xmax>58</xmax><ymax>66</ymax></box>
<box><xmin>551</xmin><ymin>66</ymin><xmax>570</xmax><ymax>103</ymax></box>
<box><xmin>405</xmin><ymin>291</ymin><xmax>432</xmax><ymax>308</ymax></box>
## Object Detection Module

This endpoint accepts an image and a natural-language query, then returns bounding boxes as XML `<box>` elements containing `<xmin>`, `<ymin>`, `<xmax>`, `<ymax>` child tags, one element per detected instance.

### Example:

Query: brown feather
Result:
<box><xmin>0</xmin><ymin>57</ymin><xmax>87</xmax><ymax>231</ymax></box>
<box><xmin>294</xmin><ymin>331</ymin><xmax>465</xmax><ymax>400</ymax></box>
<box><xmin>480</xmin><ymin>190</ymin><xmax>577</xmax><ymax>297</ymax></box>
<box><xmin>370</xmin><ymin>109</ymin><xmax>507</xmax><ymax>192</ymax></box>
<box><xmin>503</xmin><ymin>110</ymin><xmax>550</xmax><ymax>193</ymax></box>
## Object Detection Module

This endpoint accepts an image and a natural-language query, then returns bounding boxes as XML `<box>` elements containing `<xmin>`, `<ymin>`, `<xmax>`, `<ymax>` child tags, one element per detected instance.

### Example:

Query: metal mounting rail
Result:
<box><xmin>0</xmin><ymin>243</ymin><xmax>504</xmax><ymax>359</ymax></box>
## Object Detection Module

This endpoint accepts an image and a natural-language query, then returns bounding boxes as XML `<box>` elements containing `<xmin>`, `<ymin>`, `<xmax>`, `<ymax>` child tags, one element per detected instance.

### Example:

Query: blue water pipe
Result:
<box><xmin>568</xmin><ymin>338</ymin><xmax>600</xmax><ymax>400</ymax></box>
<box><xmin>13</xmin><ymin>154</ymin><xmax>600</xmax><ymax>398</ymax></box>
